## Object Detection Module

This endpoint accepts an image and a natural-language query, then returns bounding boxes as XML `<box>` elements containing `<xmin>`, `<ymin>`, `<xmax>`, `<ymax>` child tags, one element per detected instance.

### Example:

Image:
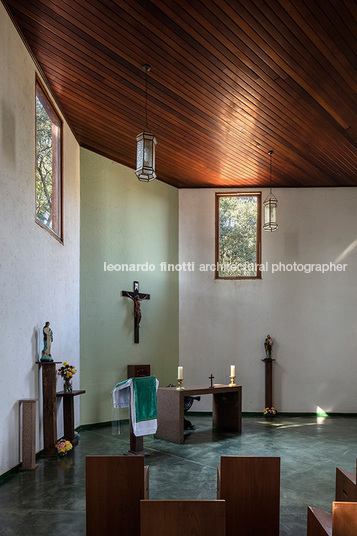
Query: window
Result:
<box><xmin>215</xmin><ymin>193</ymin><xmax>261</xmax><ymax>279</ymax></box>
<box><xmin>35</xmin><ymin>80</ymin><xmax>62</xmax><ymax>240</ymax></box>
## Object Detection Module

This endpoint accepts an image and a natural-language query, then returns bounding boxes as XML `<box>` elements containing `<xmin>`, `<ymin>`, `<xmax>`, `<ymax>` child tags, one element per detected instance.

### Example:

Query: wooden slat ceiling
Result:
<box><xmin>3</xmin><ymin>0</ymin><xmax>357</xmax><ymax>188</ymax></box>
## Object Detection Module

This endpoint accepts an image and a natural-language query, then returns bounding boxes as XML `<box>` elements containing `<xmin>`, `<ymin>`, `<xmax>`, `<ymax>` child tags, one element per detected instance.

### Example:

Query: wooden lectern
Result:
<box><xmin>126</xmin><ymin>364</ymin><xmax>150</xmax><ymax>455</ymax></box>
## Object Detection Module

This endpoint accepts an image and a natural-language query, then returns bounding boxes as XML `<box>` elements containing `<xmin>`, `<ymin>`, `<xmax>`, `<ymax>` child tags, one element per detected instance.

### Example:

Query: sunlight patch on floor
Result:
<box><xmin>257</xmin><ymin>420</ymin><xmax>327</xmax><ymax>429</ymax></box>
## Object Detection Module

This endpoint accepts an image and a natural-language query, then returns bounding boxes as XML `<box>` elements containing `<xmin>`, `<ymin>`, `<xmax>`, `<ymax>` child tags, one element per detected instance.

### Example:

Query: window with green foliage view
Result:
<box><xmin>215</xmin><ymin>193</ymin><xmax>261</xmax><ymax>279</ymax></box>
<box><xmin>36</xmin><ymin>82</ymin><xmax>62</xmax><ymax>240</ymax></box>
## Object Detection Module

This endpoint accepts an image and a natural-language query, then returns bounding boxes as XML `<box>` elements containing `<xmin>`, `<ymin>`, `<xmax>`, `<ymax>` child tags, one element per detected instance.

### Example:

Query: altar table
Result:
<box><xmin>155</xmin><ymin>385</ymin><xmax>242</xmax><ymax>444</ymax></box>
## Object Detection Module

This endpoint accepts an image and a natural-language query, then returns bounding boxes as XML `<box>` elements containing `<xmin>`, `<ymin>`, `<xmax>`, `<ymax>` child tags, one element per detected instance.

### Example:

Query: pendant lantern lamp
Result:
<box><xmin>135</xmin><ymin>64</ymin><xmax>157</xmax><ymax>182</ymax></box>
<box><xmin>263</xmin><ymin>150</ymin><xmax>278</xmax><ymax>232</ymax></box>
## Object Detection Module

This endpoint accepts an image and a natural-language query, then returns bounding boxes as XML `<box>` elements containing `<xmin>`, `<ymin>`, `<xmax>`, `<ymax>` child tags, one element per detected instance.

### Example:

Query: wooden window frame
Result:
<box><xmin>215</xmin><ymin>192</ymin><xmax>262</xmax><ymax>280</ymax></box>
<box><xmin>35</xmin><ymin>77</ymin><xmax>63</xmax><ymax>243</ymax></box>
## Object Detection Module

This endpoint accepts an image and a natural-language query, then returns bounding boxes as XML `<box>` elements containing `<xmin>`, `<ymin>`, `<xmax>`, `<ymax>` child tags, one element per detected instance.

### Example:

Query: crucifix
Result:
<box><xmin>209</xmin><ymin>374</ymin><xmax>214</xmax><ymax>388</ymax></box>
<box><xmin>122</xmin><ymin>281</ymin><xmax>150</xmax><ymax>343</ymax></box>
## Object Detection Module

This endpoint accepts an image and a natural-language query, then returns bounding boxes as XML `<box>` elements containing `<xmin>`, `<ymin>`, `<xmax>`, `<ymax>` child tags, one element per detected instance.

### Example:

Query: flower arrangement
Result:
<box><xmin>263</xmin><ymin>406</ymin><xmax>277</xmax><ymax>416</ymax></box>
<box><xmin>56</xmin><ymin>439</ymin><xmax>73</xmax><ymax>456</ymax></box>
<box><xmin>264</xmin><ymin>335</ymin><xmax>273</xmax><ymax>358</ymax></box>
<box><xmin>58</xmin><ymin>361</ymin><xmax>76</xmax><ymax>380</ymax></box>
<box><xmin>58</xmin><ymin>362</ymin><xmax>76</xmax><ymax>392</ymax></box>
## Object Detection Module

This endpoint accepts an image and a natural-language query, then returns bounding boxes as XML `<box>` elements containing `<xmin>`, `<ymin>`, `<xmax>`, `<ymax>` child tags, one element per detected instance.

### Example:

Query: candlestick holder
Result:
<box><xmin>176</xmin><ymin>378</ymin><xmax>185</xmax><ymax>390</ymax></box>
<box><xmin>229</xmin><ymin>375</ymin><xmax>237</xmax><ymax>387</ymax></box>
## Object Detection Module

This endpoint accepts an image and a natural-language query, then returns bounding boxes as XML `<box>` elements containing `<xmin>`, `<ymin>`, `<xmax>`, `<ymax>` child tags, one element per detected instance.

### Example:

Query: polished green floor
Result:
<box><xmin>1</xmin><ymin>414</ymin><xmax>356</xmax><ymax>535</ymax></box>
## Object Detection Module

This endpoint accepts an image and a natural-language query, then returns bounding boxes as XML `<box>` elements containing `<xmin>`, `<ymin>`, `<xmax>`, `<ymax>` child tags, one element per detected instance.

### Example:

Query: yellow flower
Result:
<box><xmin>71</xmin><ymin>368</ymin><xmax>76</xmax><ymax>374</ymax></box>
<box><xmin>66</xmin><ymin>371</ymin><xmax>72</xmax><ymax>378</ymax></box>
<box><xmin>63</xmin><ymin>361</ymin><xmax>69</xmax><ymax>367</ymax></box>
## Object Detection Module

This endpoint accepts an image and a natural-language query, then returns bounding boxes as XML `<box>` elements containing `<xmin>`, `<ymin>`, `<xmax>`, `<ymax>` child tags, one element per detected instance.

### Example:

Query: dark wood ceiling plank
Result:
<box><xmin>142</xmin><ymin>0</ymin><xmax>350</xmax><ymax>142</ymax></box>
<box><xmin>52</xmin><ymin>82</ymin><xmax>272</xmax><ymax>181</ymax></box>
<box><xmin>25</xmin><ymin>19</ymin><xmax>340</xmax><ymax>184</ymax></box>
<box><xmin>22</xmin><ymin>3</ymin><xmax>356</xmax><ymax>182</ymax></box>
<box><xmin>60</xmin><ymin>95</ymin><xmax>308</xmax><ymax>187</ymax></box>
<box><xmin>41</xmin><ymin>59</ymin><xmax>283</xmax><ymax>182</ymax></box>
<box><xmin>281</xmin><ymin>74</ymin><xmax>357</xmax><ymax>152</ymax></box>
<box><xmin>149</xmin><ymin>0</ymin><xmax>287</xmax><ymax>81</ymax></box>
<box><xmin>54</xmin><ymin>0</ymin><xmax>281</xmax><ymax>140</ymax></box>
<box><xmin>16</xmin><ymin>0</ymin><xmax>354</xmax><ymax>165</ymax></box>
<box><xmin>60</xmin><ymin>87</ymin><xmax>326</xmax><ymax>188</ymax></box>
<box><xmin>313</xmin><ymin>0</ymin><xmax>357</xmax><ymax>52</ymax></box>
<box><xmin>215</xmin><ymin>70</ymin><xmax>357</xmax><ymax>172</ymax></box>
<box><xmin>278</xmin><ymin>0</ymin><xmax>357</xmax><ymax>90</ymax></box>
<box><xmin>66</xmin><ymin>107</ymin><xmax>347</xmax><ymax>189</ymax></box>
<box><xmin>246</xmin><ymin>0</ymin><xmax>357</xmax><ymax>99</ymax></box>
<box><xmin>300</xmin><ymin>0</ymin><xmax>357</xmax><ymax>74</ymax></box>
<box><xmin>4</xmin><ymin>0</ymin><xmax>357</xmax><ymax>188</ymax></box>
<box><xmin>47</xmin><ymin>55</ymin><xmax>354</xmax><ymax>184</ymax></box>
<box><xmin>36</xmin><ymin>35</ymin><xmax>356</xmax><ymax>184</ymax></box>
<box><xmin>209</xmin><ymin>0</ymin><xmax>357</xmax><ymax>111</ymax></box>
<box><xmin>208</xmin><ymin>0</ymin><xmax>356</xmax><ymax>129</ymax></box>
<box><xmin>340</xmin><ymin>0</ymin><xmax>357</xmax><ymax>21</ymax></box>
<box><xmin>94</xmin><ymin>1</ymin><xmax>356</xmax><ymax>174</ymax></box>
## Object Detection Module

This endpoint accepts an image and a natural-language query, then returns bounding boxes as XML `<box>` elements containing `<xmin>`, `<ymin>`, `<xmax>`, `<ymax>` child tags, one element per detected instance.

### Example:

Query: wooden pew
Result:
<box><xmin>333</xmin><ymin>502</ymin><xmax>357</xmax><ymax>535</ymax></box>
<box><xmin>336</xmin><ymin>460</ymin><xmax>357</xmax><ymax>502</ymax></box>
<box><xmin>140</xmin><ymin>500</ymin><xmax>226</xmax><ymax>536</ymax></box>
<box><xmin>307</xmin><ymin>507</ymin><xmax>332</xmax><ymax>536</ymax></box>
<box><xmin>86</xmin><ymin>455</ymin><xmax>148</xmax><ymax>536</ymax></box>
<box><xmin>217</xmin><ymin>456</ymin><xmax>280</xmax><ymax>536</ymax></box>
<box><xmin>307</xmin><ymin>502</ymin><xmax>357</xmax><ymax>536</ymax></box>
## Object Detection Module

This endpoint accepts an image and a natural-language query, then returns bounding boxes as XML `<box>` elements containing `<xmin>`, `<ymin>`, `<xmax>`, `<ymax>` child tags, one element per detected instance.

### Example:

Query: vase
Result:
<box><xmin>63</xmin><ymin>379</ymin><xmax>72</xmax><ymax>393</ymax></box>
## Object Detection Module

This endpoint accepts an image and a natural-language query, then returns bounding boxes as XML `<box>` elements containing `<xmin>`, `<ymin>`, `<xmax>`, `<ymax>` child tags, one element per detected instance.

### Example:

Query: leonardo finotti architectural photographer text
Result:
<box><xmin>103</xmin><ymin>261</ymin><xmax>348</xmax><ymax>274</ymax></box>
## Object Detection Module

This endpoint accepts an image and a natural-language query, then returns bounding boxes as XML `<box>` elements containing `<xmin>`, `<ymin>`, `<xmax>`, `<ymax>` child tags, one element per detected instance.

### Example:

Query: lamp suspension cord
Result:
<box><xmin>145</xmin><ymin>67</ymin><xmax>148</xmax><ymax>130</ymax></box>
<box><xmin>269</xmin><ymin>150</ymin><xmax>273</xmax><ymax>194</ymax></box>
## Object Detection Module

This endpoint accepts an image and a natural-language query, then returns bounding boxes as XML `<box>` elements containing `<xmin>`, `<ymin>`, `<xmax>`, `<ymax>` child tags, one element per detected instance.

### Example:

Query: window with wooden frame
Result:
<box><xmin>35</xmin><ymin>80</ymin><xmax>63</xmax><ymax>241</ymax></box>
<box><xmin>215</xmin><ymin>193</ymin><xmax>262</xmax><ymax>279</ymax></box>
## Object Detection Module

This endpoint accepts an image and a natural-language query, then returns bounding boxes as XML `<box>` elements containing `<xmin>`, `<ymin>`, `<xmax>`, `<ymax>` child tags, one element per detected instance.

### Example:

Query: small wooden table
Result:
<box><xmin>155</xmin><ymin>385</ymin><xmax>242</xmax><ymax>444</ymax></box>
<box><xmin>56</xmin><ymin>390</ymin><xmax>85</xmax><ymax>446</ymax></box>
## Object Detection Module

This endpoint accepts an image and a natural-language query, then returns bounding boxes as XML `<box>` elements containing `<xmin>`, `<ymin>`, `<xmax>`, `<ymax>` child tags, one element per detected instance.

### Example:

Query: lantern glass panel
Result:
<box><xmin>144</xmin><ymin>138</ymin><xmax>154</xmax><ymax>167</ymax></box>
<box><xmin>264</xmin><ymin>203</ymin><xmax>277</xmax><ymax>224</ymax></box>
<box><xmin>136</xmin><ymin>137</ymin><xmax>144</xmax><ymax>170</ymax></box>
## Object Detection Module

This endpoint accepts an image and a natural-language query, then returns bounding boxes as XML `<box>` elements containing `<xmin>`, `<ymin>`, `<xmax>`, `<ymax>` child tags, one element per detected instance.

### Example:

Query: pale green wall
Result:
<box><xmin>80</xmin><ymin>148</ymin><xmax>179</xmax><ymax>425</ymax></box>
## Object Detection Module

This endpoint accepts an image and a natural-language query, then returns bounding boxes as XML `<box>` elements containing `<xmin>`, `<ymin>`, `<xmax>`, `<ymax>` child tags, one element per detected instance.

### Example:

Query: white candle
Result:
<box><xmin>230</xmin><ymin>365</ymin><xmax>235</xmax><ymax>377</ymax></box>
<box><xmin>178</xmin><ymin>366</ymin><xmax>183</xmax><ymax>379</ymax></box>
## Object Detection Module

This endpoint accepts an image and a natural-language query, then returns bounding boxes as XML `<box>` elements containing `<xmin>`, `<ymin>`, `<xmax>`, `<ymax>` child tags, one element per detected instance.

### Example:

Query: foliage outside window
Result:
<box><xmin>215</xmin><ymin>193</ymin><xmax>261</xmax><ymax>279</ymax></box>
<box><xmin>36</xmin><ymin>81</ymin><xmax>62</xmax><ymax>240</ymax></box>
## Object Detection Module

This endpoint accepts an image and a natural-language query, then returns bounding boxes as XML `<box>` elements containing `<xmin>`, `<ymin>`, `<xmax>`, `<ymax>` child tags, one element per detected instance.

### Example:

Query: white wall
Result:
<box><xmin>80</xmin><ymin>149</ymin><xmax>179</xmax><ymax>425</ymax></box>
<box><xmin>0</xmin><ymin>4</ymin><xmax>80</xmax><ymax>475</ymax></box>
<box><xmin>179</xmin><ymin>188</ymin><xmax>357</xmax><ymax>413</ymax></box>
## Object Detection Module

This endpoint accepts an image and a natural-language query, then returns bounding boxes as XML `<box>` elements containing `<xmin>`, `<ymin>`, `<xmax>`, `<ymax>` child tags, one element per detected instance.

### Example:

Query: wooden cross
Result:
<box><xmin>122</xmin><ymin>281</ymin><xmax>150</xmax><ymax>344</ymax></box>
<box><xmin>209</xmin><ymin>374</ymin><xmax>214</xmax><ymax>388</ymax></box>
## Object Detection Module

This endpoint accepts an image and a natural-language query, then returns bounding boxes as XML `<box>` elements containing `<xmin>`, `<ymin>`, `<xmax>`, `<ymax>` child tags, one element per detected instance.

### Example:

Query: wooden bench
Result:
<box><xmin>307</xmin><ymin>502</ymin><xmax>357</xmax><ymax>536</ymax></box>
<box><xmin>217</xmin><ymin>456</ymin><xmax>280</xmax><ymax>536</ymax></box>
<box><xmin>307</xmin><ymin>507</ymin><xmax>332</xmax><ymax>536</ymax></box>
<box><xmin>86</xmin><ymin>455</ymin><xmax>148</xmax><ymax>536</ymax></box>
<box><xmin>336</xmin><ymin>460</ymin><xmax>357</xmax><ymax>502</ymax></box>
<box><xmin>140</xmin><ymin>500</ymin><xmax>226</xmax><ymax>536</ymax></box>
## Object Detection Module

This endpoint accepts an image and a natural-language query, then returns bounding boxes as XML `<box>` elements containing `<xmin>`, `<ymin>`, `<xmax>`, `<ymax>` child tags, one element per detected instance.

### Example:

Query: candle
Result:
<box><xmin>230</xmin><ymin>365</ymin><xmax>235</xmax><ymax>377</ymax></box>
<box><xmin>178</xmin><ymin>366</ymin><xmax>183</xmax><ymax>379</ymax></box>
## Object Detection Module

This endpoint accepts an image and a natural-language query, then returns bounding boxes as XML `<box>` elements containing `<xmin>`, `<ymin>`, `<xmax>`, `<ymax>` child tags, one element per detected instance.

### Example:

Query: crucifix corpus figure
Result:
<box><xmin>122</xmin><ymin>281</ymin><xmax>150</xmax><ymax>343</ymax></box>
